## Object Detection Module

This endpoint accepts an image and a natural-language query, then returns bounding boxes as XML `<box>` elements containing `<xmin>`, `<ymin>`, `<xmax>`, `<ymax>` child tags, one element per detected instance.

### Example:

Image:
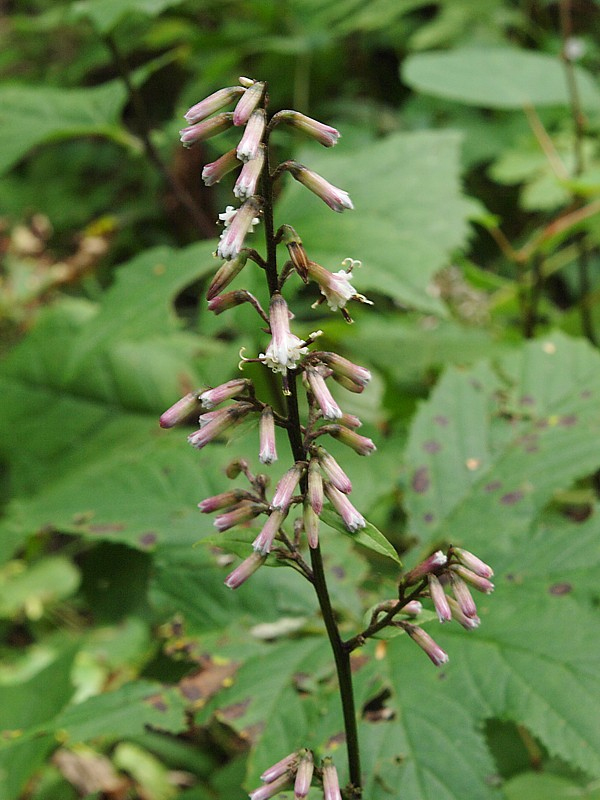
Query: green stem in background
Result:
<box><xmin>103</xmin><ymin>34</ymin><xmax>214</xmax><ymax>238</ymax></box>
<box><xmin>260</xmin><ymin>112</ymin><xmax>363</xmax><ymax>794</ymax></box>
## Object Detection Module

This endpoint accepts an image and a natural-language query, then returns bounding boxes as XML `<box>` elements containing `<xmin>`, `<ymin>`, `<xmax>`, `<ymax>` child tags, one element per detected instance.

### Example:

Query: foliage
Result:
<box><xmin>1</xmin><ymin>2</ymin><xmax>600</xmax><ymax>799</ymax></box>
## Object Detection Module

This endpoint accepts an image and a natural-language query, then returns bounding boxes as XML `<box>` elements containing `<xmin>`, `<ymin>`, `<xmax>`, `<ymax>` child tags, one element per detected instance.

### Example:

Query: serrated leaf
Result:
<box><xmin>0</xmin><ymin>82</ymin><xmax>131</xmax><ymax>175</ymax></box>
<box><xmin>275</xmin><ymin>131</ymin><xmax>472</xmax><ymax>313</ymax></box>
<box><xmin>320</xmin><ymin>507</ymin><xmax>402</xmax><ymax>565</ymax></box>
<box><xmin>403</xmin><ymin>48</ymin><xmax>600</xmax><ymax>110</ymax></box>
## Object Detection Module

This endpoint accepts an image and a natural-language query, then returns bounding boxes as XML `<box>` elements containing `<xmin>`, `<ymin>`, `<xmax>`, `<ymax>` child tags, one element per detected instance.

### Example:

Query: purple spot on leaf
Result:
<box><xmin>412</xmin><ymin>467</ymin><xmax>430</xmax><ymax>494</ymax></box>
<box><xmin>423</xmin><ymin>513</ymin><xmax>435</xmax><ymax>523</ymax></box>
<box><xmin>485</xmin><ymin>481</ymin><xmax>502</xmax><ymax>493</ymax></box>
<box><xmin>500</xmin><ymin>491</ymin><xmax>524</xmax><ymax>506</ymax></box>
<box><xmin>549</xmin><ymin>582</ymin><xmax>572</xmax><ymax>596</ymax></box>
<box><xmin>581</xmin><ymin>390</ymin><xmax>592</xmax><ymax>399</ymax></box>
<box><xmin>470</xmin><ymin>379</ymin><xmax>483</xmax><ymax>391</ymax></box>
<box><xmin>433</xmin><ymin>415</ymin><xmax>449</xmax><ymax>427</ymax></box>
<box><xmin>139</xmin><ymin>531</ymin><xmax>158</xmax><ymax>548</ymax></box>
<box><xmin>536</xmin><ymin>419</ymin><xmax>549</xmax><ymax>429</ymax></box>
<box><xmin>520</xmin><ymin>395</ymin><xmax>535</xmax><ymax>406</ymax></box>
<box><xmin>423</xmin><ymin>440</ymin><xmax>441</xmax><ymax>454</ymax></box>
<box><xmin>559</xmin><ymin>414</ymin><xmax>577</xmax><ymax>427</ymax></box>
<box><xmin>89</xmin><ymin>523</ymin><xmax>125</xmax><ymax>534</ymax></box>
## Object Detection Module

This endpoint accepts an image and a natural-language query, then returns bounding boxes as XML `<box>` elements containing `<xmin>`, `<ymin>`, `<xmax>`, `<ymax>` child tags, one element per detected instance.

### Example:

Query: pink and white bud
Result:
<box><xmin>451</xmin><ymin>547</ymin><xmax>494</xmax><ymax>579</ymax></box>
<box><xmin>306</xmin><ymin>260</ymin><xmax>372</xmax><ymax>313</ymax></box>
<box><xmin>450</xmin><ymin>574</ymin><xmax>478</xmax><ymax>619</ymax></box>
<box><xmin>214</xmin><ymin>501</ymin><xmax>265</xmax><ymax>532</ymax></box>
<box><xmin>294</xmin><ymin>749</ymin><xmax>314</xmax><ymax>798</ymax></box>
<box><xmin>198</xmin><ymin>488</ymin><xmax>253</xmax><ymax>513</ymax></box>
<box><xmin>259</xmin><ymin>406</ymin><xmax>278</xmax><ymax>465</ymax></box>
<box><xmin>260</xmin><ymin>293</ymin><xmax>310</xmax><ymax>376</ymax></box>
<box><xmin>303</xmin><ymin>501</ymin><xmax>319</xmax><ymax>549</ymax></box>
<box><xmin>404</xmin><ymin>623</ymin><xmax>449</xmax><ymax>666</ymax></box>
<box><xmin>317</xmin><ymin>447</ymin><xmax>352</xmax><ymax>494</ymax></box>
<box><xmin>324</xmin><ymin>482</ymin><xmax>365</xmax><ymax>532</ymax></box>
<box><xmin>402</xmin><ymin>600</ymin><xmax>423</xmax><ymax>616</ymax></box>
<box><xmin>207</xmin><ymin>290</ymin><xmax>248</xmax><ymax>315</ymax></box>
<box><xmin>271</xmin><ymin>463</ymin><xmax>305</xmax><ymax>510</ymax></box>
<box><xmin>239</xmin><ymin>76</ymin><xmax>255</xmax><ymax>88</ymax></box>
<box><xmin>330</xmin><ymin>425</ymin><xmax>376</xmax><ymax>456</ymax></box>
<box><xmin>179</xmin><ymin>112</ymin><xmax>234</xmax><ymax>147</ymax></box>
<box><xmin>234</xmin><ymin>144</ymin><xmax>265</xmax><ymax>200</ymax></box>
<box><xmin>428</xmin><ymin>574</ymin><xmax>452</xmax><ymax>623</ymax></box>
<box><xmin>447</xmin><ymin>596</ymin><xmax>481</xmax><ymax>630</ymax></box>
<box><xmin>308</xmin><ymin>457</ymin><xmax>324</xmax><ymax>514</ymax></box>
<box><xmin>260</xmin><ymin>752</ymin><xmax>298</xmax><ymax>783</ymax></box>
<box><xmin>403</xmin><ymin>550</ymin><xmax>447</xmax><ymax>585</ymax></box>
<box><xmin>233</xmin><ymin>81</ymin><xmax>265</xmax><ymax>126</ymax></box>
<box><xmin>184</xmin><ymin>86</ymin><xmax>244</xmax><ymax>124</ymax></box>
<box><xmin>159</xmin><ymin>391</ymin><xmax>202</xmax><ymax>428</ymax></box>
<box><xmin>275</xmin><ymin>110</ymin><xmax>341</xmax><ymax>147</ymax></box>
<box><xmin>450</xmin><ymin>564</ymin><xmax>494</xmax><ymax>594</ymax></box>
<box><xmin>289</xmin><ymin>165</ymin><xmax>353</xmax><ymax>212</ymax></box>
<box><xmin>200</xmin><ymin>378</ymin><xmax>250</xmax><ymax>409</ymax></box>
<box><xmin>314</xmin><ymin>351</ymin><xmax>371</xmax><ymax>387</ymax></box>
<box><xmin>187</xmin><ymin>403</ymin><xmax>254</xmax><ymax>449</ymax></box>
<box><xmin>305</xmin><ymin>366</ymin><xmax>342</xmax><ymax>420</ymax></box>
<box><xmin>206</xmin><ymin>253</ymin><xmax>248</xmax><ymax>300</ymax></box>
<box><xmin>202</xmin><ymin>149</ymin><xmax>240</xmax><ymax>187</ymax></box>
<box><xmin>249</xmin><ymin>773</ymin><xmax>291</xmax><ymax>800</ymax></box>
<box><xmin>322</xmin><ymin>758</ymin><xmax>342</xmax><ymax>800</ymax></box>
<box><xmin>339</xmin><ymin>413</ymin><xmax>362</xmax><ymax>429</ymax></box>
<box><xmin>217</xmin><ymin>197</ymin><xmax>262</xmax><ymax>260</ymax></box>
<box><xmin>237</xmin><ymin>109</ymin><xmax>266</xmax><ymax>162</ymax></box>
<box><xmin>224</xmin><ymin>551</ymin><xmax>266</xmax><ymax>589</ymax></box>
<box><xmin>253</xmin><ymin>509</ymin><xmax>287</xmax><ymax>554</ymax></box>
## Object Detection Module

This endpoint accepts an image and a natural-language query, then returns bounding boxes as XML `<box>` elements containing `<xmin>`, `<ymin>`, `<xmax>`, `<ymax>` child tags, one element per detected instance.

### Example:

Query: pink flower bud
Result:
<box><xmin>259</xmin><ymin>406</ymin><xmax>278</xmax><ymax>465</ymax></box>
<box><xmin>260</xmin><ymin>752</ymin><xmax>298</xmax><ymax>783</ymax></box>
<box><xmin>217</xmin><ymin>197</ymin><xmax>262</xmax><ymax>260</ymax></box>
<box><xmin>329</xmin><ymin>425</ymin><xmax>376</xmax><ymax>456</ymax></box>
<box><xmin>187</xmin><ymin>403</ymin><xmax>254</xmax><ymax>449</ymax></box>
<box><xmin>288</xmin><ymin>164</ymin><xmax>353</xmax><ymax>212</ymax></box>
<box><xmin>202</xmin><ymin>149</ymin><xmax>240</xmax><ymax>187</ymax></box>
<box><xmin>303</xmin><ymin>501</ymin><xmax>319</xmax><ymax>549</ymax></box>
<box><xmin>214</xmin><ymin>501</ymin><xmax>265</xmax><ymax>532</ymax></box>
<box><xmin>307</xmin><ymin>458</ymin><xmax>324</xmax><ymax>514</ymax></box>
<box><xmin>305</xmin><ymin>366</ymin><xmax>342</xmax><ymax>420</ymax></box>
<box><xmin>316</xmin><ymin>447</ymin><xmax>351</xmax><ymax>493</ymax></box>
<box><xmin>206</xmin><ymin>253</ymin><xmax>248</xmax><ymax>300</ymax></box>
<box><xmin>252</xmin><ymin>509</ymin><xmax>287</xmax><ymax>554</ymax></box>
<box><xmin>450</xmin><ymin>574</ymin><xmax>478</xmax><ymax>619</ymax></box>
<box><xmin>402</xmin><ymin>600</ymin><xmax>423</xmax><ymax>616</ymax></box>
<box><xmin>179</xmin><ymin>112</ymin><xmax>234</xmax><ymax>147</ymax></box>
<box><xmin>198</xmin><ymin>488</ymin><xmax>253</xmax><ymax>513</ymax></box>
<box><xmin>271</xmin><ymin>463</ymin><xmax>305</xmax><ymax>511</ymax></box>
<box><xmin>313</xmin><ymin>351</ymin><xmax>371</xmax><ymax>387</ymax></box>
<box><xmin>184</xmin><ymin>86</ymin><xmax>244</xmax><ymax>124</ymax></box>
<box><xmin>233</xmin><ymin>81</ymin><xmax>265</xmax><ymax>126</ymax></box>
<box><xmin>207</xmin><ymin>290</ymin><xmax>248</xmax><ymax>315</ymax></box>
<box><xmin>451</xmin><ymin>547</ymin><xmax>494</xmax><ymax>578</ymax></box>
<box><xmin>274</xmin><ymin>110</ymin><xmax>340</xmax><ymax>147</ymax></box>
<box><xmin>447</xmin><ymin>596</ymin><xmax>481</xmax><ymax>629</ymax></box>
<box><xmin>234</xmin><ymin>144</ymin><xmax>265</xmax><ymax>200</ymax></box>
<box><xmin>322</xmin><ymin>758</ymin><xmax>342</xmax><ymax>800</ymax></box>
<box><xmin>324</xmin><ymin>482</ymin><xmax>365</xmax><ymax>532</ymax></box>
<box><xmin>450</xmin><ymin>564</ymin><xmax>494</xmax><ymax>594</ymax></box>
<box><xmin>403</xmin><ymin>550</ymin><xmax>447</xmax><ymax>585</ymax></box>
<box><xmin>403</xmin><ymin>623</ymin><xmax>449</xmax><ymax>666</ymax></box>
<box><xmin>428</xmin><ymin>574</ymin><xmax>452</xmax><ymax>623</ymax></box>
<box><xmin>224</xmin><ymin>551</ymin><xmax>266</xmax><ymax>589</ymax></box>
<box><xmin>200</xmin><ymin>378</ymin><xmax>250</xmax><ymax>409</ymax></box>
<box><xmin>294</xmin><ymin>749</ymin><xmax>314</xmax><ymax>798</ymax></box>
<box><xmin>236</xmin><ymin>109</ymin><xmax>266</xmax><ymax>162</ymax></box>
<box><xmin>159</xmin><ymin>391</ymin><xmax>202</xmax><ymax>428</ymax></box>
<box><xmin>339</xmin><ymin>413</ymin><xmax>362</xmax><ymax>429</ymax></box>
<box><xmin>249</xmin><ymin>773</ymin><xmax>291</xmax><ymax>800</ymax></box>
<box><xmin>306</xmin><ymin>261</ymin><xmax>371</xmax><ymax>313</ymax></box>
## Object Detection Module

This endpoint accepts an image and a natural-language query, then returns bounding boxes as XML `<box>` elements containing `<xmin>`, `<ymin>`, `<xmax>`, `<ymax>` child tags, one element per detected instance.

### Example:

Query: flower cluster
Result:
<box><xmin>249</xmin><ymin>749</ymin><xmax>341</xmax><ymax>800</ymax></box>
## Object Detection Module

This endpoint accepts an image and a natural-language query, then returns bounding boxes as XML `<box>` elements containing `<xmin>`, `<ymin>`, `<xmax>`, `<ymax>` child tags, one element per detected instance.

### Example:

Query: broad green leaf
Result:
<box><xmin>0</xmin><ymin>557</ymin><xmax>80</xmax><ymax>619</ymax></box>
<box><xmin>503</xmin><ymin>772</ymin><xmax>600</xmax><ymax>800</ymax></box>
<box><xmin>275</xmin><ymin>131</ymin><xmax>472</xmax><ymax>313</ymax></box>
<box><xmin>320</xmin><ymin>506</ymin><xmax>402</xmax><ymax>565</ymax></box>
<box><xmin>0</xmin><ymin>82</ymin><xmax>133</xmax><ymax>175</ymax></box>
<box><xmin>70</xmin><ymin>0</ymin><xmax>188</xmax><ymax>34</ymax></box>
<box><xmin>403</xmin><ymin>48</ymin><xmax>600</xmax><ymax>110</ymax></box>
<box><xmin>404</xmin><ymin>332</ymin><xmax>600</xmax><ymax>555</ymax></box>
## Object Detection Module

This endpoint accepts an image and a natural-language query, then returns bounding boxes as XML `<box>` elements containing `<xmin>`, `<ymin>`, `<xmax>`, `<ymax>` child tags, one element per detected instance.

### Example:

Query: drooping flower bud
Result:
<box><xmin>450</xmin><ymin>547</ymin><xmax>494</xmax><ymax>579</ymax></box>
<box><xmin>307</xmin><ymin>457</ymin><xmax>324</xmax><ymax>514</ymax></box>
<box><xmin>249</xmin><ymin>773</ymin><xmax>292</xmax><ymax>800</ymax></box>
<box><xmin>187</xmin><ymin>403</ymin><xmax>254</xmax><ymax>449</ymax></box>
<box><xmin>450</xmin><ymin>573</ymin><xmax>478</xmax><ymax>619</ymax></box>
<box><xmin>450</xmin><ymin>564</ymin><xmax>494</xmax><ymax>594</ymax></box>
<box><xmin>271</xmin><ymin>463</ymin><xmax>305</xmax><ymax>511</ymax></box>
<box><xmin>237</xmin><ymin>109</ymin><xmax>266</xmax><ymax>162</ymax></box>
<box><xmin>447</xmin><ymin>596</ymin><xmax>481</xmax><ymax>629</ymax></box>
<box><xmin>313</xmin><ymin>351</ymin><xmax>371</xmax><ymax>388</ymax></box>
<box><xmin>184</xmin><ymin>87</ymin><xmax>244</xmax><ymax>124</ymax></box>
<box><xmin>273</xmin><ymin>110</ymin><xmax>341</xmax><ymax>147</ymax></box>
<box><xmin>214</xmin><ymin>501</ymin><xmax>265</xmax><ymax>532</ymax></box>
<box><xmin>402</xmin><ymin>600</ymin><xmax>423</xmax><ymax>616</ymax></box>
<box><xmin>224</xmin><ymin>551</ymin><xmax>266</xmax><ymax>589</ymax></box>
<box><xmin>200</xmin><ymin>378</ymin><xmax>250</xmax><ymax>409</ymax></box>
<box><xmin>198</xmin><ymin>488</ymin><xmax>254</xmax><ymax>513</ymax></box>
<box><xmin>305</xmin><ymin>366</ymin><xmax>342</xmax><ymax>420</ymax></box>
<box><xmin>287</xmin><ymin>164</ymin><xmax>353</xmax><ymax>212</ymax></box>
<box><xmin>294</xmin><ymin>749</ymin><xmax>314</xmax><ymax>798</ymax></box>
<box><xmin>329</xmin><ymin>425</ymin><xmax>376</xmax><ymax>456</ymax></box>
<box><xmin>207</xmin><ymin>290</ymin><xmax>249</xmax><ymax>315</ymax></box>
<box><xmin>303</xmin><ymin>500</ymin><xmax>319</xmax><ymax>549</ymax></box>
<box><xmin>234</xmin><ymin>144</ymin><xmax>265</xmax><ymax>200</ymax></box>
<box><xmin>217</xmin><ymin>197</ymin><xmax>262</xmax><ymax>260</ymax></box>
<box><xmin>339</xmin><ymin>413</ymin><xmax>362</xmax><ymax>429</ymax></box>
<box><xmin>259</xmin><ymin>406</ymin><xmax>278</xmax><ymax>465</ymax></box>
<box><xmin>252</xmin><ymin>508</ymin><xmax>287</xmax><ymax>554</ymax></box>
<box><xmin>324</xmin><ymin>481</ymin><xmax>365</xmax><ymax>532</ymax></box>
<box><xmin>202</xmin><ymin>149</ymin><xmax>240</xmax><ymax>187</ymax></box>
<box><xmin>233</xmin><ymin>81</ymin><xmax>265</xmax><ymax>126</ymax></box>
<box><xmin>403</xmin><ymin>550</ymin><xmax>447</xmax><ymax>586</ymax></box>
<box><xmin>316</xmin><ymin>447</ymin><xmax>351</xmax><ymax>493</ymax></box>
<box><xmin>428</xmin><ymin>573</ymin><xmax>452</xmax><ymax>623</ymax></box>
<box><xmin>159</xmin><ymin>391</ymin><xmax>202</xmax><ymax>428</ymax></box>
<box><xmin>322</xmin><ymin>758</ymin><xmax>342</xmax><ymax>800</ymax></box>
<box><xmin>179</xmin><ymin>112</ymin><xmax>234</xmax><ymax>147</ymax></box>
<box><xmin>206</xmin><ymin>253</ymin><xmax>249</xmax><ymax>300</ymax></box>
<box><xmin>403</xmin><ymin>623</ymin><xmax>449</xmax><ymax>666</ymax></box>
<box><xmin>260</xmin><ymin>752</ymin><xmax>299</xmax><ymax>783</ymax></box>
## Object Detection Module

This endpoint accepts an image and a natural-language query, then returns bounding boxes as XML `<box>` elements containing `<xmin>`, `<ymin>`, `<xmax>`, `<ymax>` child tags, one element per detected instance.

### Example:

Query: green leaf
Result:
<box><xmin>320</xmin><ymin>506</ymin><xmax>402</xmax><ymax>565</ymax></box>
<box><xmin>0</xmin><ymin>82</ymin><xmax>132</xmax><ymax>175</ymax></box>
<box><xmin>503</xmin><ymin>772</ymin><xmax>600</xmax><ymax>800</ymax></box>
<box><xmin>0</xmin><ymin>557</ymin><xmax>80</xmax><ymax>619</ymax></box>
<box><xmin>404</xmin><ymin>332</ymin><xmax>600</xmax><ymax>554</ymax></box>
<box><xmin>70</xmin><ymin>0</ymin><xmax>187</xmax><ymax>34</ymax></box>
<box><xmin>403</xmin><ymin>48</ymin><xmax>600</xmax><ymax>110</ymax></box>
<box><xmin>275</xmin><ymin>131</ymin><xmax>472</xmax><ymax>313</ymax></box>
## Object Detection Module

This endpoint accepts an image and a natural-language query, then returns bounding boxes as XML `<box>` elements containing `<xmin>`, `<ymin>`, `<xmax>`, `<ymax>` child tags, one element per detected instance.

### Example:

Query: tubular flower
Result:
<box><xmin>237</xmin><ymin>109</ymin><xmax>266</xmax><ymax>162</ymax></box>
<box><xmin>312</xmin><ymin>351</ymin><xmax>371</xmax><ymax>388</ymax></box>
<box><xmin>322</xmin><ymin>759</ymin><xmax>342</xmax><ymax>800</ymax></box>
<box><xmin>329</xmin><ymin>425</ymin><xmax>376</xmax><ymax>456</ymax></box>
<box><xmin>224</xmin><ymin>551</ymin><xmax>267</xmax><ymax>589</ymax></box>
<box><xmin>159</xmin><ymin>391</ymin><xmax>202</xmax><ymax>428</ymax></box>
<box><xmin>214</xmin><ymin>501</ymin><xmax>265</xmax><ymax>532</ymax></box>
<box><xmin>179</xmin><ymin>112</ymin><xmax>234</xmax><ymax>147</ymax></box>
<box><xmin>316</xmin><ymin>447</ymin><xmax>352</xmax><ymax>493</ymax></box>
<box><xmin>403</xmin><ymin>623</ymin><xmax>449</xmax><ymax>666</ymax></box>
<box><xmin>288</xmin><ymin>164</ymin><xmax>353</xmax><ymax>212</ymax></box>
<box><xmin>252</xmin><ymin>508</ymin><xmax>287</xmax><ymax>554</ymax></box>
<box><xmin>428</xmin><ymin>574</ymin><xmax>452</xmax><ymax>623</ymax></box>
<box><xmin>271</xmin><ymin>463</ymin><xmax>305</xmax><ymax>511</ymax></box>
<box><xmin>260</xmin><ymin>752</ymin><xmax>299</xmax><ymax>783</ymax></box>
<box><xmin>198</xmin><ymin>488</ymin><xmax>254</xmax><ymax>513</ymax></box>
<box><xmin>294</xmin><ymin>749</ymin><xmax>314</xmax><ymax>798</ymax></box>
<box><xmin>273</xmin><ymin>110</ymin><xmax>341</xmax><ymax>147</ymax></box>
<box><xmin>234</xmin><ymin>144</ymin><xmax>265</xmax><ymax>200</ymax></box>
<box><xmin>187</xmin><ymin>402</ymin><xmax>254</xmax><ymax>449</ymax></box>
<box><xmin>403</xmin><ymin>550</ymin><xmax>447</xmax><ymax>585</ymax></box>
<box><xmin>206</xmin><ymin>253</ymin><xmax>249</xmax><ymax>300</ymax></box>
<box><xmin>200</xmin><ymin>378</ymin><xmax>250</xmax><ymax>409</ymax></box>
<box><xmin>307</xmin><ymin>457</ymin><xmax>324</xmax><ymax>514</ymax></box>
<box><xmin>184</xmin><ymin>86</ymin><xmax>244</xmax><ymax>124</ymax></box>
<box><xmin>324</xmin><ymin>481</ymin><xmax>365</xmax><ymax>532</ymax></box>
<box><xmin>451</xmin><ymin>547</ymin><xmax>494</xmax><ymax>579</ymax></box>
<box><xmin>259</xmin><ymin>406</ymin><xmax>278</xmax><ymax>465</ymax></box>
<box><xmin>305</xmin><ymin>366</ymin><xmax>342</xmax><ymax>420</ymax></box>
<box><xmin>202</xmin><ymin>149</ymin><xmax>240</xmax><ymax>187</ymax></box>
<box><xmin>306</xmin><ymin>260</ymin><xmax>372</xmax><ymax>313</ymax></box>
<box><xmin>303</xmin><ymin>501</ymin><xmax>319</xmax><ymax>549</ymax></box>
<box><xmin>233</xmin><ymin>80</ymin><xmax>265</xmax><ymax>126</ymax></box>
<box><xmin>258</xmin><ymin>293</ymin><xmax>313</xmax><ymax>377</ymax></box>
<box><xmin>217</xmin><ymin>198</ymin><xmax>262</xmax><ymax>260</ymax></box>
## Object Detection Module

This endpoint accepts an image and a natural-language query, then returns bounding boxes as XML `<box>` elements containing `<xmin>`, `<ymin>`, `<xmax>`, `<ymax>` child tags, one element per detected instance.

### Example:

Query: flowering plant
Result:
<box><xmin>162</xmin><ymin>77</ymin><xmax>493</xmax><ymax>799</ymax></box>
